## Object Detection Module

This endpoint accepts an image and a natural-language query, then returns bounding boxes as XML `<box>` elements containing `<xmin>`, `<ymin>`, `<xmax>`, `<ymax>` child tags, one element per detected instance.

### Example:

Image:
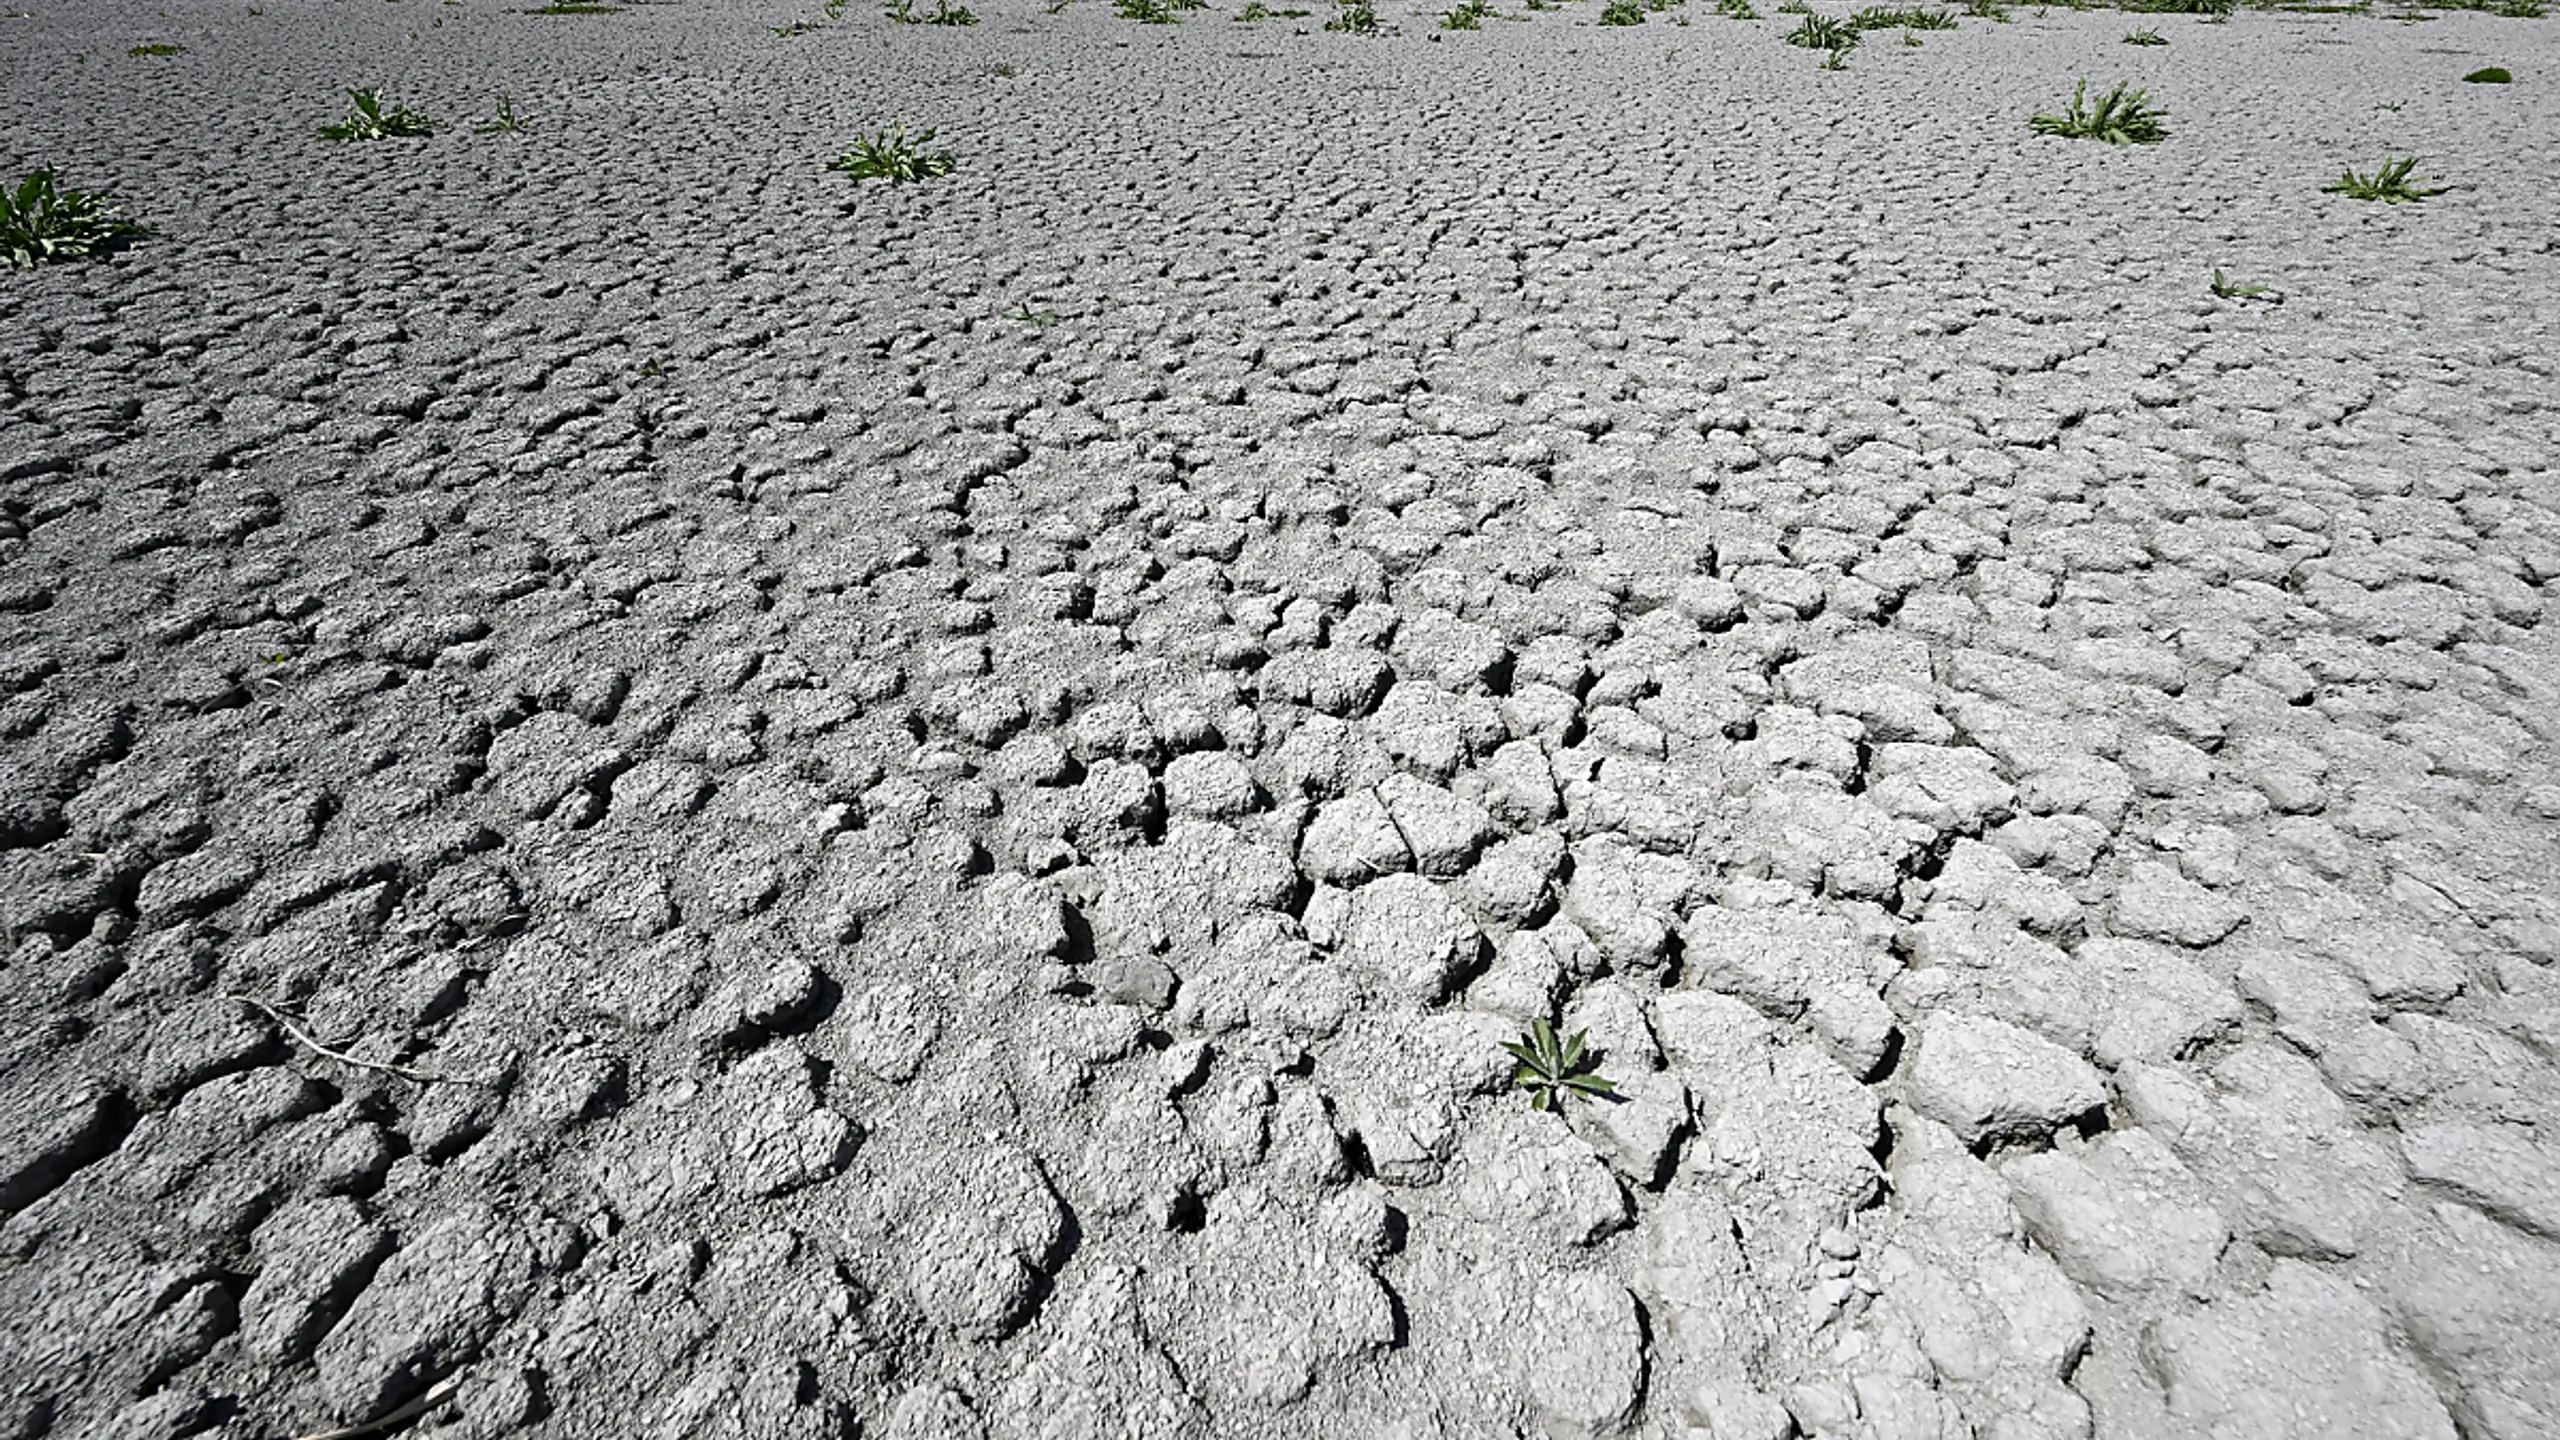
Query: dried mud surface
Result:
<box><xmin>3</xmin><ymin>1</ymin><xmax>2558</xmax><ymax>1436</ymax></box>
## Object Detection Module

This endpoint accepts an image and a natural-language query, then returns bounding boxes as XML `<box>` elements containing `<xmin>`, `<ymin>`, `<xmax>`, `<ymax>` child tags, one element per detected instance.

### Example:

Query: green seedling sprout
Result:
<box><xmin>1503</xmin><ymin>1019</ymin><xmax>1622</xmax><ymax>1112</ymax></box>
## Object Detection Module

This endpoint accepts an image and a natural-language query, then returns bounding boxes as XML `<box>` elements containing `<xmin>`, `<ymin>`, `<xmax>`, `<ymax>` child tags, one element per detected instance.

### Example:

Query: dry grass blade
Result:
<box><xmin>289</xmin><ymin>1376</ymin><xmax>465</xmax><ymax>1440</ymax></box>
<box><xmin>229</xmin><ymin>993</ymin><xmax>487</xmax><ymax>1086</ymax></box>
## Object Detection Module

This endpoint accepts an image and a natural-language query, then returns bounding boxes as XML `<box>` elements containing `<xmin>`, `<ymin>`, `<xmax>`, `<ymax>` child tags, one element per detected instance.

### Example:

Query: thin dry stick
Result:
<box><xmin>289</xmin><ymin>1375</ymin><xmax>464</xmax><ymax>1440</ymax></box>
<box><xmin>228</xmin><ymin>993</ymin><xmax>479</xmax><ymax>1086</ymax></box>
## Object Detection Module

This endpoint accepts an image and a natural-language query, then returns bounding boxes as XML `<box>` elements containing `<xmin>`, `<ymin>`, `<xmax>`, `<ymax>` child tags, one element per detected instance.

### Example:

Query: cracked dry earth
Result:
<box><xmin>4</xmin><ymin>0</ymin><xmax>2560</xmax><ymax>1437</ymax></box>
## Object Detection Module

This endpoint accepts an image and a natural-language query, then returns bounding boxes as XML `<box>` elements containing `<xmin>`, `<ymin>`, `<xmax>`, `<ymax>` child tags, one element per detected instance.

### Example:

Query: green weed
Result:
<box><xmin>1237</xmin><ymin>0</ymin><xmax>1271</xmax><ymax>12</ymax></box>
<box><xmin>2029</xmin><ymin>79</ymin><xmax>2168</xmax><ymax>143</ymax></box>
<box><xmin>1504</xmin><ymin>1020</ymin><xmax>1621</xmax><ymax>1112</ymax></box>
<box><xmin>926</xmin><ymin>0</ymin><xmax>978</xmax><ymax>21</ymax></box>
<box><xmin>1008</xmin><ymin>301</ymin><xmax>1062</xmax><ymax>327</ymax></box>
<box><xmin>827</xmin><ymin>121</ymin><xmax>956</xmax><ymax>182</ymax></box>
<box><xmin>2210</xmin><ymin>269</ymin><xmax>2276</xmax><ymax>300</ymax></box>
<box><xmin>2321</xmin><ymin>155</ymin><xmax>2448</xmax><ymax>201</ymax></box>
<box><xmin>476</xmin><ymin>95</ymin><xmax>532</xmax><ymax>131</ymax></box>
<box><xmin>1961</xmin><ymin>0</ymin><xmax>2007</xmax><ymax>17</ymax></box>
<box><xmin>1442</xmin><ymin>0</ymin><xmax>1491</xmax><ymax>25</ymax></box>
<box><xmin>1785</xmin><ymin>11</ymin><xmax>1858</xmax><ymax>42</ymax></box>
<box><xmin>317</xmin><ymin>87</ymin><xmax>435</xmax><ymax>140</ymax></box>
<box><xmin>1</xmin><ymin>167</ymin><xmax>148</xmax><ymax>269</ymax></box>
<box><xmin>2122</xmin><ymin>21</ymin><xmax>2165</xmax><ymax>38</ymax></box>
<box><xmin>1601</xmin><ymin>0</ymin><xmax>1647</xmax><ymax>21</ymax></box>
<box><xmin>128</xmin><ymin>41</ymin><xmax>185</xmax><ymax>54</ymax></box>
<box><xmin>1324</xmin><ymin>0</ymin><xmax>1378</xmax><ymax>28</ymax></box>
<box><xmin>1849</xmin><ymin>4</ymin><xmax>1952</xmax><ymax>25</ymax></box>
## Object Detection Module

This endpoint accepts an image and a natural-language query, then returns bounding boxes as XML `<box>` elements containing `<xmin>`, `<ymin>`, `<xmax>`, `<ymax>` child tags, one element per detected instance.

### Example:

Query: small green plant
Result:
<box><xmin>317</xmin><ymin>87</ymin><xmax>435</xmax><ymax>140</ymax></box>
<box><xmin>1115</xmin><ymin>0</ymin><xmax>1174</xmax><ymax>19</ymax></box>
<box><xmin>1237</xmin><ymin>0</ymin><xmax>1271</xmax><ymax>12</ymax></box>
<box><xmin>824</xmin><ymin>0</ymin><xmax>847</xmax><ymax>13</ymax></box>
<box><xmin>2321</xmin><ymin>155</ymin><xmax>2448</xmax><ymax>202</ymax></box>
<box><xmin>1324</xmin><ymin>0</ymin><xmax>1378</xmax><ymax>28</ymax></box>
<box><xmin>2028</xmin><ymin>79</ymin><xmax>2168</xmax><ymax>143</ymax></box>
<box><xmin>774</xmin><ymin>16</ymin><xmax>822</xmax><ymax>30</ymax></box>
<box><xmin>987</xmin><ymin>59</ymin><xmax>1018</xmax><ymax>74</ymax></box>
<box><xmin>2376</xmin><ymin>98</ymin><xmax>2403</xmax><ymax>110</ymax></box>
<box><xmin>827</xmin><ymin>121</ymin><xmax>956</xmax><ymax>182</ymax></box>
<box><xmin>1901</xmin><ymin>24</ymin><xmax>1921</xmax><ymax>38</ymax></box>
<box><xmin>1442</xmin><ymin>0</ymin><xmax>1492</xmax><ymax>25</ymax></box>
<box><xmin>2209</xmin><ymin>269</ymin><xmax>2276</xmax><ymax>300</ymax></box>
<box><xmin>2122</xmin><ymin>22</ymin><xmax>2165</xmax><ymax>39</ymax></box>
<box><xmin>1716</xmin><ymin>0</ymin><xmax>1760</xmax><ymax>14</ymax></box>
<box><xmin>2461</xmin><ymin>65</ymin><xmax>2511</xmax><ymax>82</ymax></box>
<box><xmin>1849</xmin><ymin>4</ymin><xmax>1952</xmax><ymax>25</ymax></box>
<box><xmin>884</xmin><ymin>0</ymin><xmax>918</xmax><ymax>17</ymax></box>
<box><xmin>926</xmin><ymin>0</ymin><xmax>977</xmax><ymax>20</ymax></box>
<box><xmin>1008</xmin><ymin>301</ymin><xmax>1062</xmax><ymax>327</ymax></box>
<box><xmin>128</xmin><ymin>41</ymin><xmax>185</xmax><ymax>54</ymax></box>
<box><xmin>1601</xmin><ymin>0</ymin><xmax>1646</xmax><ymax>20</ymax></box>
<box><xmin>1961</xmin><ymin>0</ymin><xmax>2007</xmax><ymax>17</ymax></box>
<box><xmin>1784</xmin><ymin>11</ymin><xmax>1857</xmax><ymax>41</ymax></box>
<box><xmin>477</xmin><ymin>95</ymin><xmax>532</xmax><ymax>131</ymax></box>
<box><xmin>1503</xmin><ymin>1020</ymin><xmax>1621</xmax><ymax>1112</ymax></box>
<box><xmin>1</xmin><ymin>167</ymin><xmax>148</xmax><ymax>269</ymax></box>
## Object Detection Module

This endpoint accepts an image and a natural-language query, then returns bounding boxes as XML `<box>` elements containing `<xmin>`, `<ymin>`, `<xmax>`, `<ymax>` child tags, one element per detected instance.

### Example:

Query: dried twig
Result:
<box><xmin>228</xmin><ymin>993</ymin><xmax>482</xmax><ymax>1086</ymax></box>
<box><xmin>289</xmin><ymin>1375</ymin><xmax>464</xmax><ymax>1440</ymax></box>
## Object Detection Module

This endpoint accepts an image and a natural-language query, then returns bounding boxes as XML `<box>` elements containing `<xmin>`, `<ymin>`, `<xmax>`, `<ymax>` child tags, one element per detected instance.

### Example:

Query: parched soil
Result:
<box><xmin>2</xmin><ymin>0</ymin><xmax>2557</xmax><ymax>1436</ymax></box>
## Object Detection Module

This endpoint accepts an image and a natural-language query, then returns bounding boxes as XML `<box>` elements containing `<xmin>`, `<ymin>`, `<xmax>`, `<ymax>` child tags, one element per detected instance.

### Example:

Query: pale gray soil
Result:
<box><xmin>2</xmin><ymin>0</ymin><xmax>2557</xmax><ymax>1435</ymax></box>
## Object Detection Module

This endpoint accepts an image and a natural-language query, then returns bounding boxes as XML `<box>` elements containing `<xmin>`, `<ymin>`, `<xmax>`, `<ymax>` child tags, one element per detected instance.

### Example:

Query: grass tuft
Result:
<box><xmin>476</xmin><ymin>95</ymin><xmax>532</xmax><ymax>132</ymax></box>
<box><xmin>317</xmin><ymin>87</ymin><xmax>435</xmax><ymax>141</ymax></box>
<box><xmin>128</xmin><ymin>41</ymin><xmax>185</xmax><ymax>54</ymax></box>
<box><xmin>1601</xmin><ymin>0</ymin><xmax>1647</xmax><ymax>20</ymax></box>
<box><xmin>1442</xmin><ymin>0</ymin><xmax>1492</xmax><ymax>26</ymax></box>
<box><xmin>827</xmin><ymin>121</ymin><xmax>956</xmax><ymax>182</ymax></box>
<box><xmin>2028</xmin><ymin>78</ymin><xmax>2168</xmax><ymax>143</ymax></box>
<box><xmin>2122</xmin><ymin>22</ymin><xmax>2165</xmax><ymax>39</ymax></box>
<box><xmin>2321</xmin><ymin>155</ymin><xmax>2448</xmax><ymax>202</ymax></box>
<box><xmin>1324</xmin><ymin>0</ymin><xmax>1379</xmax><ymax>28</ymax></box>
<box><xmin>2</xmin><ymin>167</ymin><xmax>148</xmax><ymax>269</ymax></box>
<box><xmin>1848</xmin><ymin>4</ymin><xmax>1952</xmax><ymax>25</ymax></box>
<box><xmin>1784</xmin><ymin>10</ymin><xmax>1859</xmax><ymax>43</ymax></box>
